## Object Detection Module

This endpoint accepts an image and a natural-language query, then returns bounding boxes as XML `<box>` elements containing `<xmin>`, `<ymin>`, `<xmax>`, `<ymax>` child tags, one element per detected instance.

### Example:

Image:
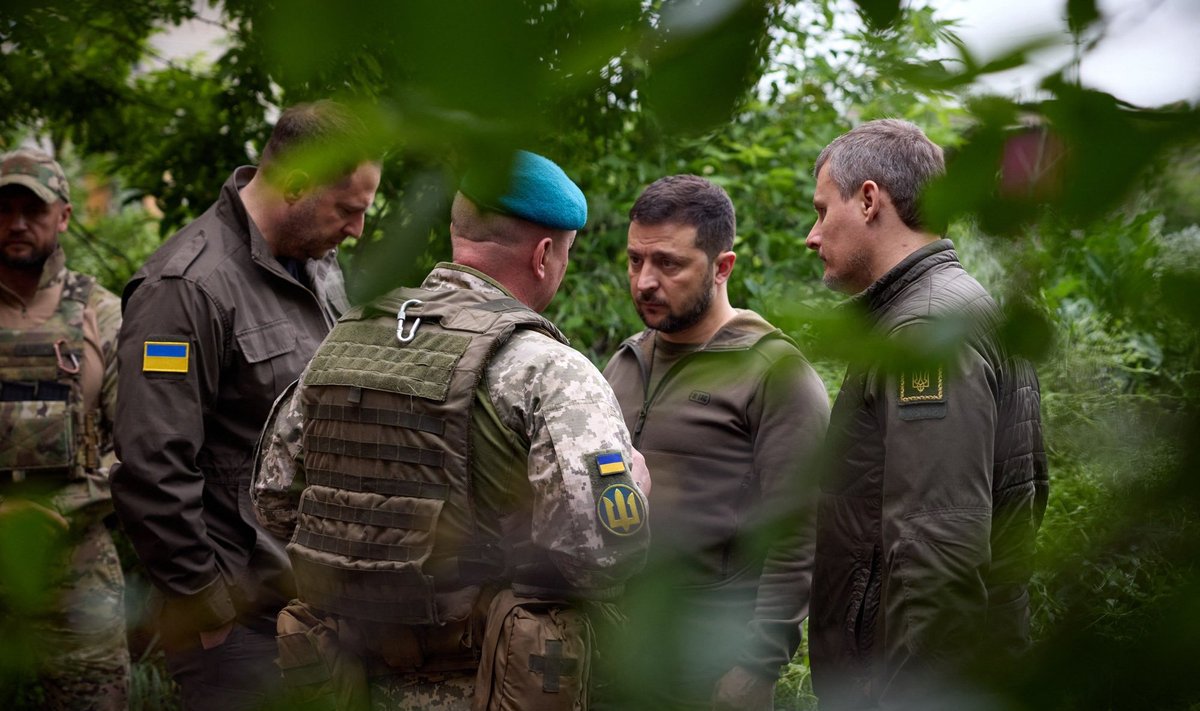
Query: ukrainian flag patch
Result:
<box><xmin>593</xmin><ymin>450</ymin><xmax>627</xmax><ymax>477</ymax></box>
<box><xmin>143</xmin><ymin>340</ymin><xmax>190</xmax><ymax>374</ymax></box>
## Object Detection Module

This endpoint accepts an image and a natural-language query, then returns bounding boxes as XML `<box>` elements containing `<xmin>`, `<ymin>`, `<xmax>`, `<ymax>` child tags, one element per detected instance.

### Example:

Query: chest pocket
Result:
<box><xmin>234</xmin><ymin>318</ymin><xmax>302</xmax><ymax>415</ymax></box>
<box><xmin>238</xmin><ymin>318</ymin><xmax>298</xmax><ymax>364</ymax></box>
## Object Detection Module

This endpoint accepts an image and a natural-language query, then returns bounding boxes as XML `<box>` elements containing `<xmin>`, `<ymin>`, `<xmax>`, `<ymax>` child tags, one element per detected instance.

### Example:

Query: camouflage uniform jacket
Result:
<box><xmin>604</xmin><ymin>310</ymin><xmax>830</xmax><ymax>681</ymax></box>
<box><xmin>111</xmin><ymin>167</ymin><xmax>349</xmax><ymax>639</ymax></box>
<box><xmin>809</xmin><ymin>240</ymin><xmax>1049</xmax><ymax>709</ymax></box>
<box><xmin>1</xmin><ymin>248</ymin><xmax>130</xmax><ymax>709</ymax></box>
<box><xmin>254</xmin><ymin>262</ymin><xmax>649</xmax><ymax>598</ymax></box>
<box><xmin>0</xmin><ymin>247</ymin><xmax>122</xmax><ymax>516</ymax></box>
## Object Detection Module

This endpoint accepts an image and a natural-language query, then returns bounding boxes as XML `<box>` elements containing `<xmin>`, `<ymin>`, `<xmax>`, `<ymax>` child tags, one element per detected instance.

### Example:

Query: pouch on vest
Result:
<box><xmin>277</xmin><ymin>599</ymin><xmax>370</xmax><ymax>711</ymax></box>
<box><xmin>473</xmin><ymin>589</ymin><xmax>592</xmax><ymax>711</ymax></box>
<box><xmin>0</xmin><ymin>271</ymin><xmax>94</xmax><ymax>478</ymax></box>
<box><xmin>0</xmin><ymin>399</ymin><xmax>75</xmax><ymax>471</ymax></box>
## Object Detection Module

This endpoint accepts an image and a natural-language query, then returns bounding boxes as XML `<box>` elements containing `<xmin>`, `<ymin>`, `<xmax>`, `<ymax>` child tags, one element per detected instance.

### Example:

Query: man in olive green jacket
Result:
<box><xmin>604</xmin><ymin>175</ymin><xmax>829</xmax><ymax>711</ymax></box>
<box><xmin>805</xmin><ymin>119</ymin><xmax>1048</xmax><ymax>709</ymax></box>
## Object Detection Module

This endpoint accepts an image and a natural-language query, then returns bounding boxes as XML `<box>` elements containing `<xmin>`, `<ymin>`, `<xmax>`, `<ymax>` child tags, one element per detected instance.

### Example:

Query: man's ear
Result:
<box><xmin>56</xmin><ymin>202</ymin><xmax>73</xmax><ymax>234</ymax></box>
<box><xmin>713</xmin><ymin>250</ymin><xmax>737</xmax><ymax>285</ymax></box>
<box><xmin>531</xmin><ymin>237</ymin><xmax>553</xmax><ymax>279</ymax></box>
<box><xmin>861</xmin><ymin>180</ymin><xmax>881</xmax><ymax>223</ymax></box>
<box><xmin>283</xmin><ymin>169</ymin><xmax>312</xmax><ymax>204</ymax></box>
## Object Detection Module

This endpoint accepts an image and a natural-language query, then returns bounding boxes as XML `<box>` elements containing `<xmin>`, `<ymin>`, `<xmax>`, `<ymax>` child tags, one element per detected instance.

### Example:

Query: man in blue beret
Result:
<box><xmin>253</xmin><ymin>150</ymin><xmax>650</xmax><ymax>710</ymax></box>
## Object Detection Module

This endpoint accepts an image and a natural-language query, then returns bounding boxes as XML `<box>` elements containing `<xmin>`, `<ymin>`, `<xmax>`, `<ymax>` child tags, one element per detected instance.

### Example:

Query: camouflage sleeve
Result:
<box><xmin>90</xmin><ymin>284</ymin><xmax>122</xmax><ymax>460</ymax></box>
<box><xmin>251</xmin><ymin>379</ymin><xmax>306</xmax><ymax>541</ymax></box>
<box><xmin>486</xmin><ymin>331</ymin><xmax>649</xmax><ymax>594</ymax></box>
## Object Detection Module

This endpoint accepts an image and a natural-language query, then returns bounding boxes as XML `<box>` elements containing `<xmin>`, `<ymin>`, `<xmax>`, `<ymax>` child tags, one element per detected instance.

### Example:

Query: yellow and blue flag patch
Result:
<box><xmin>594</xmin><ymin>451</ymin><xmax>627</xmax><ymax>476</ymax></box>
<box><xmin>143</xmin><ymin>341</ymin><xmax>190</xmax><ymax>374</ymax></box>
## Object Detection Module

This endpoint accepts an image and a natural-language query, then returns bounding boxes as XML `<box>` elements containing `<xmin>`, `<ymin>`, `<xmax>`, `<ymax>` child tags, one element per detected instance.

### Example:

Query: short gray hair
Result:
<box><xmin>814</xmin><ymin>119</ymin><xmax>944</xmax><ymax>230</ymax></box>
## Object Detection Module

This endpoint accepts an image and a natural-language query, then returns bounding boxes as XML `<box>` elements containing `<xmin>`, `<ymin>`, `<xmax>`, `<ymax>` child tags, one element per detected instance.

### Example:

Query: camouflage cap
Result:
<box><xmin>0</xmin><ymin>148</ymin><xmax>70</xmax><ymax>204</ymax></box>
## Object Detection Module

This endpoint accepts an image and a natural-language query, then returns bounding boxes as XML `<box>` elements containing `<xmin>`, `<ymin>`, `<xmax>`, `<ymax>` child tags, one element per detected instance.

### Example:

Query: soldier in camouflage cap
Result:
<box><xmin>253</xmin><ymin>150</ymin><xmax>650</xmax><ymax>710</ymax></box>
<box><xmin>0</xmin><ymin>147</ymin><xmax>130</xmax><ymax>709</ymax></box>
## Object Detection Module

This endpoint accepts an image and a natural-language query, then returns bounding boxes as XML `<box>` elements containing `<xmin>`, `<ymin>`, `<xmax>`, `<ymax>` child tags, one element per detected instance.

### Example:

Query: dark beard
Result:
<box><xmin>0</xmin><ymin>245</ymin><xmax>53</xmax><ymax>271</ymax></box>
<box><xmin>639</xmin><ymin>282</ymin><xmax>713</xmax><ymax>334</ymax></box>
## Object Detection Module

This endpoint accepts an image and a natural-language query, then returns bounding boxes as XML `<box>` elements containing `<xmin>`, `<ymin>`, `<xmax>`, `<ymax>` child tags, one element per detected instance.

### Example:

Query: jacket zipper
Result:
<box><xmin>624</xmin><ymin>338</ymin><xmax>698</xmax><ymax>448</ymax></box>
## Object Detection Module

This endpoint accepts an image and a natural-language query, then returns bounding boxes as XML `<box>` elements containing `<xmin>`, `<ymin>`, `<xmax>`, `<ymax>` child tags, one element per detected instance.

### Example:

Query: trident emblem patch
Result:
<box><xmin>899</xmin><ymin>365</ymin><xmax>944</xmax><ymax>403</ymax></box>
<box><xmin>597</xmin><ymin>484</ymin><xmax>645</xmax><ymax>536</ymax></box>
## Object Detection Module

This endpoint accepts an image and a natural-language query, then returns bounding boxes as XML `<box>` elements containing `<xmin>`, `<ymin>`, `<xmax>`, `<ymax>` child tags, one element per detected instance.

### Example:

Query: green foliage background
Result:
<box><xmin>3</xmin><ymin>0</ymin><xmax>1200</xmax><ymax>708</ymax></box>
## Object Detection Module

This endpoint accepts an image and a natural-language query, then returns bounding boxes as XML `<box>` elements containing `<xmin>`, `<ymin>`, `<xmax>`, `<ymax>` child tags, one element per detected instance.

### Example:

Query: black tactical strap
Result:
<box><xmin>291</xmin><ymin>556</ymin><xmax>437</xmax><ymax>624</ymax></box>
<box><xmin>293</xmin><ymin>528</ymin><xmax>422</xmax><ymax>562</ymax></box>
<box><xmin>306</xmin><ymin>467</ymin><xmax>450</xmax><ymax>499</ymax></box>
<box><xmin>297</xmin><ymin>497</ymin><xmax>437</xmax><ymax>531</ymax></box>
<box><xmin>8</xmin><ymin>343</ymin><xmax>57</xmax><ymax>357</ymax></box>
<box><xmin>303</xmin><ymin>402</ymin><xmax>445</xmax><ymax>435</ymax></box>
<box><xmin>306</xmin><ymin>435</ymin><xmax>445</xmax><ymax>467</ymax></box>
<box><xmin>0</xmin><ymin>380</ymin><xmax>71</xmax><ymax>402</ymax></box>
<box><xmin>529</xmin><ymin>639</ymin><xmax>579</xmax><ymax>693</ymax></box>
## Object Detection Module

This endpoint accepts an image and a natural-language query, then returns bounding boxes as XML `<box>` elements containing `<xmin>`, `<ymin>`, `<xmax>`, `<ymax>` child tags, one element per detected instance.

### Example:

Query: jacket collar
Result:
<box><xmin>218</xmin><ymin>166</ymin><xmax>343</xmax><ymax>294</ymax></box>
<box><xmin>421</xmin><ymin>262</ymin><xmax>518</xmax><ymax>300</ymax></box>
<box><xmin>847</xmin><ymin>238</ymin><xmax>959</xmax><ymax>321</ymax></box>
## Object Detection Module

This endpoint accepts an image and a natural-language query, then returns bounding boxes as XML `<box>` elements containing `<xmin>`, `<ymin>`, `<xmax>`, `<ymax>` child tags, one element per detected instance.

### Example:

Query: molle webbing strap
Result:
<box><xmin>291</xmin><ymin>555</ymin><xmax>436</xmax><ymax>623</ymax></box>
<box><xmin>303</xmin><ymin>402</ymin><xmax>445</xmax><ymax>436</ymax></box>
<box><xmin>304</xmin><ymin>322</ymin><xmax>470</xmax><ymax>400</ymax></box>
<box><xmin>293</xmin><ymin>528</ymin><xmax>422</xmax><ymax>562</ymax></box>
<box><xmin>424</xmin><ymin>544</ymin><xmax>505</xmax><ymax>584</ymax></box>
<box><xmin>297</xmin><ymin>497</ymin><xmax>437</xmax><ymax>531</ymax></box>
<box><xmin>305</xmin><ymin>435</ymin><xmax>445</xmax><ymax>467</ymax></box>
<box><xmin>7</xmin><ymin>342</ymin><xmax>59</xmax><ymax>357</ymax></box>
<box><xmin>306</xmin><ymin>467</ymin><xmax>449</xmax><ymax>500</ymax></box>
<box><xmin>0</xmin><ymin>380</ymin><xmax>70</xmax><ymax>402</ymax></box>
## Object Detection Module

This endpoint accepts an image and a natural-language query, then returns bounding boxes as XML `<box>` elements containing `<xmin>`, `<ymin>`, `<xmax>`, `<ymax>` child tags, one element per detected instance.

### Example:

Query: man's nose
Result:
<box><xmin>635</xmin><ymin>267</ymin><xmax>659</xmax><ymax>293</ymax></box>
<box><xmin>805</xmin><ymin>226</ymin><xmax>820</xmax><ymax>251</ymax></box>
<box><xmin>344</xmin><ymin>213</ymin><xmax>365</xmax><ymax>238</ymax></box>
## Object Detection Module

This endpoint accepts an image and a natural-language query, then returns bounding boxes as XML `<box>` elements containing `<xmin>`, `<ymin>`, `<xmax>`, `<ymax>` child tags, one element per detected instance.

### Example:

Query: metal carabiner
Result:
<box><xmin>54</xmin><ymin>338</ymin><xmax>81</xmax><ymax>375</ymax></box>
<box><xmin>396</xmin><ymin>298</ymin><xmax>424</xmax><ymax>343</ymax></box>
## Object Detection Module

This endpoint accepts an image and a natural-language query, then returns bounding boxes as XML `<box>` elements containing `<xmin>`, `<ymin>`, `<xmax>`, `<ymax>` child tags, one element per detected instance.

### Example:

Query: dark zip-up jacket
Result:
<box><xmin>604</xmin><ymin>310</ymin><xmax>829</xmax><ymax>681</ymax></box>
<box><xmin>809</xmin><ymin>240</ymin><xmax>1048</xmax><ymax>709</ymax></box>
<box><xmin>111</xmin><ymin>167</ymin><xmax>349</xmax><ymax>641</ymax></box>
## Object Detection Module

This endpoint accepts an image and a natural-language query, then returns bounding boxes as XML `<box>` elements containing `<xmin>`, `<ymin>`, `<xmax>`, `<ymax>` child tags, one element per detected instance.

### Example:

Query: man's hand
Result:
<box><xmin>631</xmin><ymin>446</ymin><xmax>651</xmax><ymax>497</ymax></box>
<box><xmin>200</xmin><ymin>621</ymin><xmax>234</xmax><ymax>650</ymax></box>
<box><xmin>712</xmin><ymin>665</ymin><xmax>776</xmax><ymax>711</ymax></box>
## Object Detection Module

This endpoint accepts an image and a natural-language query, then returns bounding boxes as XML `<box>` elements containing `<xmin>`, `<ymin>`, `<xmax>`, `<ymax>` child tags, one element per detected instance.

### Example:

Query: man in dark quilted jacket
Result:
<box><xmin>805</xmin><ymin>119</ymin><xmax>1049</xmax><ymax>710</ymax></box>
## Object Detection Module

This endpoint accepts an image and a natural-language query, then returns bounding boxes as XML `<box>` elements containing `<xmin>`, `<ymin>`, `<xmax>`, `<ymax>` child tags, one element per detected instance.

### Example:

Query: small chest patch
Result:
<box><xmin>597</xmin><ymin>484</ymin><xmax>645</xmax><ymax>536</ymax></box>
<box><xmin>143</xmin><ymin>340</ymin><xmax>190</xmax><ymax>376</ymax></box>
<box><xmin>689</xmin><ymin>390</ymin><xmax>711</xmax><ymax>405</ymax></box>
<box><xmin>591</xmin><ymin>450</ymin><xmax>628</xmax><ymax>477</ymax></box>
<box><xmin>898</xmin><ymin>365</ymin><xmax>946</xmax><ymax>420</ymax></box>
<box><xmin>899</xmin><ymin>366</ymin><xmax>944</xmax><ymax>403</ymax></box>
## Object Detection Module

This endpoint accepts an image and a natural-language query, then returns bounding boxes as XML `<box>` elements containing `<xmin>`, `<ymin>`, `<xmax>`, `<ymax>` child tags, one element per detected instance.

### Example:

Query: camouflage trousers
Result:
<box><xmin>370</xmin><ymin>670</ymin><xmax>475</xmax><ymax>711</ymax></box>
<box><xmin>33</xmin><ymin>518</ymin><xmax>130</xmax><ymax>711</ymax></box>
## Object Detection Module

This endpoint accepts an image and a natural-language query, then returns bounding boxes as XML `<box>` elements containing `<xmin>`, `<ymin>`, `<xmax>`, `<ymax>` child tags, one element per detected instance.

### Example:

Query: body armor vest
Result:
<box><xmin>289</xmin><ymin>286</ymin><xmax>566</xmax><ymax>625</ymax></box>
<box><xmin>0</xmin><ymin>271</ymin><xmax>100</xmax><ymax>479</ymax></box>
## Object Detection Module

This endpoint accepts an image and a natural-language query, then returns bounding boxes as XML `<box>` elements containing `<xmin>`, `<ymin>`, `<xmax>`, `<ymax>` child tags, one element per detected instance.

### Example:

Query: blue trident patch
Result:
<box><xmin>597</xmin><ymin>484</ymin><xmax>644</xmax><ymax>536</ymax></box>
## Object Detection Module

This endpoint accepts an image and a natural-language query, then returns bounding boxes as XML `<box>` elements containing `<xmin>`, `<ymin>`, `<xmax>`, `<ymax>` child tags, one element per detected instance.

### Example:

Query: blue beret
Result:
<box><xmin>460</xmin><ymin>150</ymin><xmax>587</xmax><ymax>231</ymax></box>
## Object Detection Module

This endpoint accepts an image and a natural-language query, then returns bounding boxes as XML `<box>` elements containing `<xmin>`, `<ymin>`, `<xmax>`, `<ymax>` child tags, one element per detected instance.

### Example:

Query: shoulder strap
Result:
<box><xmin>60</xmin><ymin>270</ymin><xmax>97</xmax><ymax>305</ymax></box>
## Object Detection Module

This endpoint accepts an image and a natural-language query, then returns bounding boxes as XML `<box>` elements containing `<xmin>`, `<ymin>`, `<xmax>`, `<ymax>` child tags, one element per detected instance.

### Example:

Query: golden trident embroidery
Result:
<box><xmin>601</xmin><ymin>485</ymin><xmax>643</xmax><ymax>535</ymax></box>
<box><xmin>912</xmin><ymin>370</ymin><xmax>931</xmax><ymax>392</ymax></box>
